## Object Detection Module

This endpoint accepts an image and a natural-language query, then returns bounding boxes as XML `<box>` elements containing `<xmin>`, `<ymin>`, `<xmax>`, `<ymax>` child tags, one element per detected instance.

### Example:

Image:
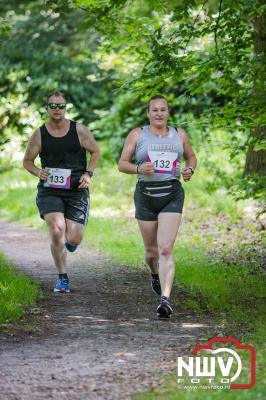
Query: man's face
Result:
<box><xmin>46</xmin><ymin>95</ymin><xmax>67</xmax><ymax>121</ymax></box>
<box><xmin>147</xmin><ymin>99</ymin><xmax>169</xmax><ymax>126</ymax></box>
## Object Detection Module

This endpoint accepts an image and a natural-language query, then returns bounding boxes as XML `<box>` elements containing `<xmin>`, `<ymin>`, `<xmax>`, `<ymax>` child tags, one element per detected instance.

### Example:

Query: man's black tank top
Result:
<box><xmin>39</xmin><ymin>120</ymin><xmax>87</xmax><ymax>191</ymax></box>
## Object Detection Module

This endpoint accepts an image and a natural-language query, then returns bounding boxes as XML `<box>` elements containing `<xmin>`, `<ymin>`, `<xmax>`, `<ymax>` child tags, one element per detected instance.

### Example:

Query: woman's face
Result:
<box><xmin>147</xmin><ymin>99</ymin><xmax>169</xmax><ymax>127</ymax></box>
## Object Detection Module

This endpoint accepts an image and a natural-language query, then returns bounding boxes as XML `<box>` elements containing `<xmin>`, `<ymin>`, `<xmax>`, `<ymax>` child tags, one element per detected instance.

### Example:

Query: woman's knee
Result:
<box><xmin>159</xmin><ymin>242</ymin><xmax>174</xmax><ymax>257</ymax></box>
<box><xmin>145</xmin><ymin>246</ymin><xmax>158</xmax><ymax>260</ymax></box>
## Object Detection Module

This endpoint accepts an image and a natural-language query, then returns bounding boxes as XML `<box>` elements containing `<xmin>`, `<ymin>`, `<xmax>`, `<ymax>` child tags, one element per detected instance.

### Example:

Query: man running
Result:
<box><xmin>23</xmin><ymin>91</ymin><xmax>100</xmax><ymax>293</ymax></box>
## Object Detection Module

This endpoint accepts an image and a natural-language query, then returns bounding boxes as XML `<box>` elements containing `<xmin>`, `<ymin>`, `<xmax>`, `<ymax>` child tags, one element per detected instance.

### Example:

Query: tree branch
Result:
<box><xmin>183</xmin><ymin>0</ymin><xmax>209</xmax><ymax>51</ymax></box>
<box><xmin>214</xmin><ymin>0</ymin><xmax>223</xmax><ymax>59</ymax></box>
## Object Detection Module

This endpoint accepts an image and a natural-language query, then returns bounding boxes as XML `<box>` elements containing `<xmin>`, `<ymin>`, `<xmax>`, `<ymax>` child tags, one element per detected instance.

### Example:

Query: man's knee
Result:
<box><xmin>65</xmin><ymin>237</ymin><xmax>82</xmax><ymax>246</ymax></box>
<box><xmin>65</xmin><ymin>230</ymin><xmax>83</xmax><ymax>246</ymax></box>
<box><xmin>49</xmin><ymin>220</ymin><xmax>65</xmax><ymax>241</ymax></box>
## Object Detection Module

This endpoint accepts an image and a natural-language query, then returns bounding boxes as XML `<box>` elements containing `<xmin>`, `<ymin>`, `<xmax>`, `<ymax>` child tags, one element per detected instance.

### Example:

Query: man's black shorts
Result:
<box><xmin>36</xmin><ymin>188</ymin><xmax>89</xmax><ymax>225</ymax></box>
<box><xmin>134</xmin><ymin>180</ymin><xmax>185</xmax><ymax>221</ymax></box>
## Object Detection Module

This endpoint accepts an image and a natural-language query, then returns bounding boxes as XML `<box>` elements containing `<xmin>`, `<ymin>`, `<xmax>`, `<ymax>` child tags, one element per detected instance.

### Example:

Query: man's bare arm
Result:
<box><xmin>22</xmin><ymin>129</ymin><xmax>44</xmax><ymax>178</ymax></box>
<box><xmin>77</xmin><ymin>124</ymin><xmax>100</xmax><ymax>173</ymax></box>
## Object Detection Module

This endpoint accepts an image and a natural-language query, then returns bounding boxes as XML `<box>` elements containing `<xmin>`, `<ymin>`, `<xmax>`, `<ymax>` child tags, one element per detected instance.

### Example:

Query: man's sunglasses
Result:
<box><xmin>47</xmin><ymin>103</ymin><xmax>66</xmax><ymax>109</ymax></box>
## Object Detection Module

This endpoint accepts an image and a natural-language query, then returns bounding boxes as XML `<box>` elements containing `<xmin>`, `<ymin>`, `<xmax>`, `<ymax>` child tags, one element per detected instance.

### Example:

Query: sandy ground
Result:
<box><xmin>0</xmin><ymin>220</ymin><xmax>217</xmax><ymax>400</ymax></box>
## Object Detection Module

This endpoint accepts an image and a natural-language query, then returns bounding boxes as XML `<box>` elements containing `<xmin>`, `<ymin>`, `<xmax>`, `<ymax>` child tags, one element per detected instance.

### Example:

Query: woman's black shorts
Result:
<box><xmin>134</xmin><ymin>180</ymin><xmax>185</xmax><ymax>221</ymax></box>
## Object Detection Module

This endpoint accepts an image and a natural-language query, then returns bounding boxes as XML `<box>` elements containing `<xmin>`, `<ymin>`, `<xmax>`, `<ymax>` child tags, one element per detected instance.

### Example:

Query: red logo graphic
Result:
<box><xmin>191</xmin><ymin>337</ymin><xmax>256</xmax><ymax>389</ymax></box>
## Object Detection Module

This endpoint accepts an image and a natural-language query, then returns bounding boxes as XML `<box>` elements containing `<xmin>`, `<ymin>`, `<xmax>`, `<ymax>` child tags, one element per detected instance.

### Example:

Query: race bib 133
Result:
<box><xmin>43</xmin><ymin>168</ymin><xmax>71</xmax><ymax>189</ymax></box>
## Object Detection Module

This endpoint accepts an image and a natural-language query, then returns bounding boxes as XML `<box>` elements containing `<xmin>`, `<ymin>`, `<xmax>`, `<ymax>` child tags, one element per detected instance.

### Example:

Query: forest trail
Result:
<box><xmin>0</xmin><ymin>220</ymin><xmax>216</xmax><ymax>400</ymax></box>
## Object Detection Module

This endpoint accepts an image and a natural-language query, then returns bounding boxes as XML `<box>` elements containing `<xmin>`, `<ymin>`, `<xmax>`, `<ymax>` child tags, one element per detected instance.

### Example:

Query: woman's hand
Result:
<box><xmin>181</xmin><ymin>167</ymin><xmax>193</xmax><ymax>182</ymax></box>
<box><xmin>139</xmin><ymin>162</ymin><xmax>155</xmax><ymax>175</ymax></box>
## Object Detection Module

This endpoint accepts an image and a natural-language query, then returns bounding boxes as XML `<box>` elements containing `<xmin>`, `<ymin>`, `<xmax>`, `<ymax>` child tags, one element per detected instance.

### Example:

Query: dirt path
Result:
<box><xmin>0</xmin><ymin>220</ymin><xmax>217</xmax><ymax>400</ymax></box>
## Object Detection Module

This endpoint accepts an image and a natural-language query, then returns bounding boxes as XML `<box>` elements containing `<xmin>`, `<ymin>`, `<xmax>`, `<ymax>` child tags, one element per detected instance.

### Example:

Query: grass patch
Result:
<box><xmin>173</xmin><ymin>245</ymin><xmax>265</xmax><ymax>325</ymax></box>
<box><xmin>133</xmin><ymin>327</ymin><xmax>266</xmax><ymax>400</ymax></box>
<box><xmin>0</xmin><ymin>168</ymin><xmax>42</xmax><ymax>227</ymax></box>
<box><xmin>85</xmin><ymin>217</ymin><xmax>144</xmax><ymax>265</ymax></box>
<box><xmin>0</xmin><ymin>253</ymin><xmax>40</xmax><ymax>324</ymax></box>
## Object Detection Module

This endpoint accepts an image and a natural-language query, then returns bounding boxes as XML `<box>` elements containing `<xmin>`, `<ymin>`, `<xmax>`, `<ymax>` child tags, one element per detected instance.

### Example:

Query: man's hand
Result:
<box><xmin>39</xmin><ymin>168</ymin><xmax>50</xmax><ymax>181</ymax></box>
<box><xmin>78</xmin><ymin>173</ymin><xmax>91</xmax><ymax>188</ymax></box>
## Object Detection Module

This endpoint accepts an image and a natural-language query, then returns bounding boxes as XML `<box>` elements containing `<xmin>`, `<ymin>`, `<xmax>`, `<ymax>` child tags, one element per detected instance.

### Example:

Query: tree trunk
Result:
<box><xmin>244</xmin><ymin>3</ymin><xmax>266</xmax><ymax>176</ymax></box>
<box><xmin>245</xmin><ymin>128</ymin><xmax>266</xmax><ymax>176</ymax></box>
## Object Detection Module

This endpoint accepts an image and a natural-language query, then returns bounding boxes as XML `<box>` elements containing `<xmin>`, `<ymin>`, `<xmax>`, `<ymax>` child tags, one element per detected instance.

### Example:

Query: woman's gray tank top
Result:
<box><xmin>135</xmin><ymin>125</ymin><xmax>184</xmax><ymax>182</ymax></box>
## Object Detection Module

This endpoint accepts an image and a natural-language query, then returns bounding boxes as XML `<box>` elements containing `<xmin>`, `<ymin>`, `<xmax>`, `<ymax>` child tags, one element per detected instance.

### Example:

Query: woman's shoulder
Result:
<box><xmin>128</xmin><ymin>127</ymin><xmax>142</xmax><ymax>139</ymax></box>
<box><xmin>171</xmin><ymin>126</ymin><xmax>187</xmax><ymax>140</ymax></box>
<box><xmin>131</xmin><ymin>127</ymin><xmax>142</xmax><ymax>133</ymax></box>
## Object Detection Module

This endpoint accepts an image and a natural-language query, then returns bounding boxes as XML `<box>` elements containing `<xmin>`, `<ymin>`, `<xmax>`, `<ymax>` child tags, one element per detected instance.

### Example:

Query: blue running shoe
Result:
<box><xmin>54</xmin><ymin>277</ymin><xmax>70</xmax><ymax>293</ymax></box>
<box><xmin>65</xmin><ymin>242</ymin><xmax>78</xmax><ymax>252</ymax></box>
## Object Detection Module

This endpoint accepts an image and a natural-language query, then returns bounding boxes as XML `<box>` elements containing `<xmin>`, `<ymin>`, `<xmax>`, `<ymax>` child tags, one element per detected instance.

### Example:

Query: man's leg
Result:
<box><xmin>65</xmin><ymin>218</ymin><xmax>85</xmax><ymax>248</ymax></box>
<box><xmin>64</xmin><ymin>191</ymin><xmax>88</xmax><ymax>252</ymax></box>
<box><xmin>44</xmin><ymin>212</ymin><xmax>70</xmax><ymax>293</ymax></box>
<box><xmin>44</xmin><ymin>212</ymin><xmax>67</xmax><ymax>274</ymax></box>
<box><xmin>156</xmin><ymin>212</ymin><xmax>182</xmax><ymax>317</ymax></box>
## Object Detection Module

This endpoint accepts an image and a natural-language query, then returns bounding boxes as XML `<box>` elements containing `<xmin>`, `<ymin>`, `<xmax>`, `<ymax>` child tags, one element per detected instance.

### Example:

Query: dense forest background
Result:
<box><xmin>0</xmin><ymin>4</ymin><xmax>265</xmax><ymax>397</ymax></box>
<box><xmin>0</xmin><ymin>0</ymin><xmax>265</xmax><ymax>202</ymax></box>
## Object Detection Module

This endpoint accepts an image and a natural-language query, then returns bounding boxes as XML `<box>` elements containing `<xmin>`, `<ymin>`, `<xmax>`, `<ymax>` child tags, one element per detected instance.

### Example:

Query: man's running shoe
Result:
<box><xmin>54</xmin><ymin>278</ymin><xmax>70</xmax><ymax>293</ymax></box>
<box><xmin>156</xmin><ymin>296</ymin><xmax>173</xmax><ymax>318</ymax></box>
<box><xmin>151</xmin><ymin>274</ymin><xmax>161</xmax><ymax>296</ymax></box>
<box><xmin>65</xmin><ymin>242</ymin><xmax>78</xmax><ymax>252</ymax></box>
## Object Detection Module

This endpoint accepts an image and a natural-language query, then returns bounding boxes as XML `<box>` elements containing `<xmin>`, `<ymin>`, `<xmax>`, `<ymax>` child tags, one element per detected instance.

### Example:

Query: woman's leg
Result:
<box><xmin>157</xmin><ymin>212</ymin><xmax>182</xmax><ymax>298</ymax></box>
<box><xmin>137</xmin><ymin>219</ymin><xmax>159</xmax><ymax>274</ymax></box>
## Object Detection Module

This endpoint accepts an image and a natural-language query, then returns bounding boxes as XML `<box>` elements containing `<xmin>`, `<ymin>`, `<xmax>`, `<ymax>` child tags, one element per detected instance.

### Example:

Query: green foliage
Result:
<box><xmin>0</xmin><ymin>253</ymin><xmax>39</xmax><ymax>324</ymax></box>
<box><xmin>0</xmin><ymin>0</ymin><xmax>118</xmax><ymax>158</ymax></box>
<box><xmin>1</xmin><ymin>0</ymin><xmax>265</xmax><ymax>200</ymax></box>
<box><xmin>0</xmin><ymin>93</ymin><xmax>41</xmax><ymax>171</ymax></box>
<box><xmin>0</xmin><ymin>2</ymin><xmax>111</xmax><ymax>116</ymax></box>
<box><xmin>71</xmin><ymin>0</ymin><xmax>266</xmax><ymax>199</ymax></box>
<box><xmin>89</xmin><ymin>92</ymin><xmax>146</xmax><ymax>160</ymax></box>
<box><xmin>237</xmin><ymin>176</ymin><xmax>266</xmax><ymax>206</ymax></box>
